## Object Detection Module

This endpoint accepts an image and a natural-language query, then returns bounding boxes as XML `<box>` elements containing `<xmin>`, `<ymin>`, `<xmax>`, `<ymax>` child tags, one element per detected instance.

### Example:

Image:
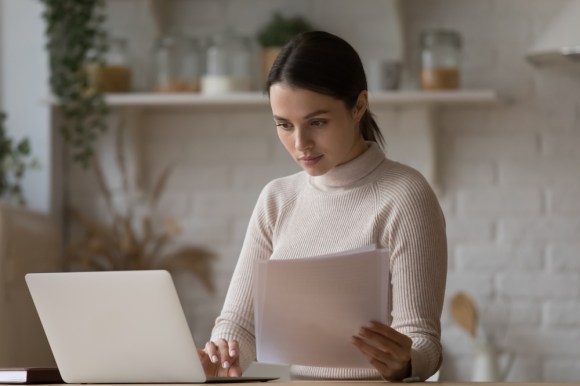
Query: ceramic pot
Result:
<box><xmin>261</xmin><ymin>47</ymin><xmax>281</xmax><ymax>82</ymax></box>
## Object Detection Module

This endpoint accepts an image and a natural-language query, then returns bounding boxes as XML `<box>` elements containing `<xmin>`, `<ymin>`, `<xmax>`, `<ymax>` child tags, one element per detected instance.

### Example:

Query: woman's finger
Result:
<box><xmin>369</xmin><ymin>357</ymin><xmax>399</xmax><ymax>379</ymax></box>
<box><xmin>352</xmin><ymin>335</ymin><xmax>395</xmax><ymax>363</ymax></box>
<box><xmin>225</xmin><ymin>340</ymin><xmax>241</xmax><ymax>377</ymax></box>
<box><xmin>204</xmin><ymin>341</ymin><xmax>219</xmax><ymax>364</ymax></box>
<box><xmin>198</xmin><ymin>348</ymin><xmax>220</xmax><ymax>377</ymax></box>
<box><xmin>227</xmin><ymin>364</ymin><xmax>242</xmax><ymax>377</ymax></box>
<box><xmin>357</xmin><ymin>323</ymin><xmax>412</xmax><ymax>362</ymax></box>
<box><xmin>352</xmin><ymin>335</ymin><xmax>411</xmax><ymax>380</ymax></box>
<box><xmin>202</xmin><ymin>340</ymin><xmax>243</xmax><ymax>378</ymax></box>
<box><xmin>362</xmin><ymin>321</ymin><xmax>412</xmax><ymax>350</ymax></box>
<box><xmin>358</xmin><ymin>329</ymin><xmax>407</xmax><ymax>360</ymax></box>
<box><xmin>215</xmin><ymin>339</ymin><xmax>232</xmax><ymax>369</ymax></box>
<box><xmin>228</xmin><ymin>340</ymin><xmax>239</xmax><ymax>359</ymax></box>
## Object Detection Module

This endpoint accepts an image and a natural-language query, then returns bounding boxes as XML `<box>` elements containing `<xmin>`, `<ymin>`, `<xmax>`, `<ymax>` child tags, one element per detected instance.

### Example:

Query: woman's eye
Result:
<box><xmin>275</xmin><ymin>122</ymin><xmax>292</xmax><ymax>130</ymax></box>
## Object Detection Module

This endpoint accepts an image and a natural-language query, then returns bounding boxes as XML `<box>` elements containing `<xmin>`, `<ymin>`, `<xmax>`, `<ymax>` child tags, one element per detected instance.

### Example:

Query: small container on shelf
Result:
<box><xmin>86</xmin><ymin>36</ymin><xmax>132</xmax><ymax>93</ymax></box>
<box><xmin>230</xmin><ymin>35</ymin><xmax>255</xmax><ymax>92</ymax></box>
<box><xmin>179</xmin><ymin>36</ymin><xmax>204</xmax><ymax>92</ymax></box>
<box><xmin>201</xmin><ymin>31</ymin><xmax>235</xmax><ymax>94</ymax></box>
<box><xmin>152</xmin><ymin>34</ymin><xmax>188</xmax><ymax>92</ymax></box>
<box><xmin>419</xmin><ymin>29</ymin><xmax>462</xmax><ymax>91</ymax></box>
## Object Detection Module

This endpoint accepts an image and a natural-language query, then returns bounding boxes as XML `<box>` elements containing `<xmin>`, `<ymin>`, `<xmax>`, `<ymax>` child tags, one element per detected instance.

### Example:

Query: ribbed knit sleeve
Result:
<box><xmin>210</xmin><ymin>176</ymin><xmax>301</xmax><ymax>370</ymax></box>
<box><xmin>381</xmin><ymin>167</ymin><xmax>447</xmax><ymax>380</ymax></box>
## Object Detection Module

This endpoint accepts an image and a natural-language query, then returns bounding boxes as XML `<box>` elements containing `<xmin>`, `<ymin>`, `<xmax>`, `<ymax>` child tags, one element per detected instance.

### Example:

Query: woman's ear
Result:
<box><xmin>353</xmin><ymin>90</ymin><xmax>368</xmax><ymax>122</ymax></box>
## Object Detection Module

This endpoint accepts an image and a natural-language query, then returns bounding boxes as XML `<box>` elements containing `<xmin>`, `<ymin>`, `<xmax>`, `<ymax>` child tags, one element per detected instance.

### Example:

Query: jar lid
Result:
<box><xmin>155</xmin><ymin>34</ymin><xmax>177</xmax><ymax>49</ymax></box>
<box><xmin>420</xmin><ymin>29</ymin><xmax>462</xmax><ymax>48</ymax></box>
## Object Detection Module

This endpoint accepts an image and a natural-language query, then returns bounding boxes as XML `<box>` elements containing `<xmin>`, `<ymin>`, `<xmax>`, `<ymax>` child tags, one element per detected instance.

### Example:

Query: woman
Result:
<box><xmin>199</xmin><ymin>30</ymin><xmax>447</xmax><ymax>382</ymax></box>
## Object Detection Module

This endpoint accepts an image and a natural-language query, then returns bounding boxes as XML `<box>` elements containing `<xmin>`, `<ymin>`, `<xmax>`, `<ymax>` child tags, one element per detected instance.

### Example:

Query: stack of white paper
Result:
<box><xmin>254</xmin><ymin>245</ymin><xmax>389</xmax><ymax>368</ymax></box>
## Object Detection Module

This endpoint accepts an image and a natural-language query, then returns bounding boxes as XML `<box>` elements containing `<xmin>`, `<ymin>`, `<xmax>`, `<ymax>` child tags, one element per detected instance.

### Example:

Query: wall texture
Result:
<box><xmin>0</xmin><ymin>0</ymin><xmax>51</xmax><ymax>213</ymax></box>
<box><xmin>65</xmin><ymin>0</ymin><xmax>580</xmax><ymax>381</ymax></box>
<box><xmin>402</xmin><ymin>0</ymin><xmax>580</xmax><ymax>381</ymax></box>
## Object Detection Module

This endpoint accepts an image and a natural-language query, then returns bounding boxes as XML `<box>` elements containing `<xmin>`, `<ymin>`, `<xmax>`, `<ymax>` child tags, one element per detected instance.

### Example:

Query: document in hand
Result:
<box><xmin>254</xmin><ymin>245</ymin><xmax>389</xmax><ymax>368</ymax></box>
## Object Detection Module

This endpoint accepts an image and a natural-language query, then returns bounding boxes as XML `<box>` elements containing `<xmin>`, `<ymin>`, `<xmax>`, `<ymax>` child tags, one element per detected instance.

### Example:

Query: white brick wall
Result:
<box><xmin>548</xmin><ymin>243</ymin><xmax>580</xmax><ymax>271</ymax></box>
<box><xmin>62</xmin><ymin>0</ymin><xmax>580</xmax><ymax>381</ymax></box>
<box><xmin>403</xmin><ymin>0</ymin><xmax>580</xmax><ymax>381</ymax></box>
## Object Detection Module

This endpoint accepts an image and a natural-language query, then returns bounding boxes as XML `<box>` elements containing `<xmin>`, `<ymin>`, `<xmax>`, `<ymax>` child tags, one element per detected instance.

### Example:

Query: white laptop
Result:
<box><xmin>25</xmin><ymin>270</ymin><xmax>277</xmax><ymax>384</ymax></box>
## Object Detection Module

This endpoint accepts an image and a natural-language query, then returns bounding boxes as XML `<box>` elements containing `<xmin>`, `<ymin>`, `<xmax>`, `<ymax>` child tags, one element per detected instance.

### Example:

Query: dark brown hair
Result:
<box><xmin>266</xmin><ymin>30</ymin><xmax>384</xmax><ymax>148</ymax></box>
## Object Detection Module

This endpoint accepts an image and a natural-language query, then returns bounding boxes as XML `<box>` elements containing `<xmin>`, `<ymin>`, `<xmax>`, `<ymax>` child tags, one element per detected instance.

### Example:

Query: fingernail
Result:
<box><xmin>222</xmin><ymin>361</ymin><xmax>230</xmax><ymax>369</ymax></box>
<box><xmin>229</xmin><ymin>350</ymin><xmax>236</xmax><ymax>357</ymax></box>
<box><xmin>211</xmin><ymin>355</ymin><xmax>218</xmax><ymax>363</ymax></box>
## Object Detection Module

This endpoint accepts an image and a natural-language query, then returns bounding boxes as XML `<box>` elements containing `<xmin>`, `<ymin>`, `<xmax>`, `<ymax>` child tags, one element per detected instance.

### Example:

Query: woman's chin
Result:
<box><xmin>301</xmin><ymin>165</ymin><xmax>331</xmax><ymax>177</ymax></box>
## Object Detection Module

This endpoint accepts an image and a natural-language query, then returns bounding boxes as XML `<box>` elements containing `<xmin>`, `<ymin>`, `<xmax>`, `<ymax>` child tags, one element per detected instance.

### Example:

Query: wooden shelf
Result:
<box><xmin>105</xmin><ymin>92</ymin><xmax>267</xmax><ymax>107</ymax></box>
<box><xmin>49</xmin><ymin>90</ymin><xmax>499</xmax><ymax>108</ymax></box>
<box><xmin>48</xmin><ymin>89</ymin><xmax>500</xmax><ymax>194</ymax></box>
<box><xmin>369</xmin><ymin>89</ymin><xmax>499</xmax><ymax>105</ymax></box>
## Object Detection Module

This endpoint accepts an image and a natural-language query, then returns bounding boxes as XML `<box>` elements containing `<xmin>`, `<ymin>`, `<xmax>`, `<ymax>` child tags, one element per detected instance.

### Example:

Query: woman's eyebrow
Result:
<box><xmin>303</xmin><ymin>110</ymin><xmax>329</xmax><ymax>119</ymax></box>
<box><xmin>273</xmin><ymin>110</ymin><xmax>330</xmax><ymax>121</ymax></box>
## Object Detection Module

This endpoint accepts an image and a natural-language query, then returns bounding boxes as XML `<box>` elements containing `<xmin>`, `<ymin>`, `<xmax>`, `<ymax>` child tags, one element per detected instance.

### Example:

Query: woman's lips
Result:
<box><xmin>298</xmin><ymin>155</ymin><xmax>323</xmax><ymax>166</ymax></box>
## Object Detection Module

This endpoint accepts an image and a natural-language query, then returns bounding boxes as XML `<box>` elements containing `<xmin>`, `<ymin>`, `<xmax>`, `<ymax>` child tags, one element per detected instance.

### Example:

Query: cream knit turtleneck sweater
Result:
<box><xmin>211</xmin><ymin>142</ymin><xmax>447</xmax><ymax>381</ymax></box>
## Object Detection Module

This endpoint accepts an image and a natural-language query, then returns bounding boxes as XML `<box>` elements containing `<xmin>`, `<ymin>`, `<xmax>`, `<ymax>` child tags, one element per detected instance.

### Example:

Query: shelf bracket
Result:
<box><xmin>384</xmin><ymin>106</ymin><xmax>439</xmax><ymax>194</ymax></box>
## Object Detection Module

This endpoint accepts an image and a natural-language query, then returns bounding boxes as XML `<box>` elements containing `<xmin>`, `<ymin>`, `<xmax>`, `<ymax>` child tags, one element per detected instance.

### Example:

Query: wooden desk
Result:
<box><xmin>54</xmin><ymin>383</ymin><xmax>580</xmax><ymax>386</ymax></box>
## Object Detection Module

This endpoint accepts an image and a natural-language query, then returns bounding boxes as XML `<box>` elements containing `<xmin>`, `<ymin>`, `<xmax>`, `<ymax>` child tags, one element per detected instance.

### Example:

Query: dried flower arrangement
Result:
<box><xmin>66</xmin><ymin>120</ymin><xmax>214</xmax><ymax>292</ymax></box>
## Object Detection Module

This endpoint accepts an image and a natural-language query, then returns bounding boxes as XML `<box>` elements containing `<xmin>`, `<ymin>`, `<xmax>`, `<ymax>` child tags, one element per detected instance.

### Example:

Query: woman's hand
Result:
<box><xmin>351</xmin><ymin>321</ymin><xmax>412</xmax><ymax>381</ymax></box>
<box><xmin>198</xmin><ymin>339</ymin><xmax>242</xmax><ymax>377</ymax></box>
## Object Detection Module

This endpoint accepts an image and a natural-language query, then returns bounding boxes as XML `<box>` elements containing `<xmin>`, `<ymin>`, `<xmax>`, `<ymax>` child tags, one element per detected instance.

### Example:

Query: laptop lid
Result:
<box><xmin>26</xmin><ymin>270</ymin><xmax>272</xmax><ymax>384</ymax></box>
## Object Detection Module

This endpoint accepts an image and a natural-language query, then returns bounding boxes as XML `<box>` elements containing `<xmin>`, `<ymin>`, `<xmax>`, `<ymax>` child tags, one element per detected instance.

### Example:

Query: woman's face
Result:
<box><xmin>269</xmin><ymin>83</ymin><xmax>368</xmax><ymax>176</ymax></box>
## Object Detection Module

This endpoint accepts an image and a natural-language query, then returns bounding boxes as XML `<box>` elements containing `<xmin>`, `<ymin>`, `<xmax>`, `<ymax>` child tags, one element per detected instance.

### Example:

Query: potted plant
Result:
<box><xmin>40</xmin><ymin>0</ymin><xmax>109</xmax><ymax>167</ymax></box>
<box><xmin>256</xmin><ymin>12</ymin><xmax>314</xmax><ymax>82</ymax></box>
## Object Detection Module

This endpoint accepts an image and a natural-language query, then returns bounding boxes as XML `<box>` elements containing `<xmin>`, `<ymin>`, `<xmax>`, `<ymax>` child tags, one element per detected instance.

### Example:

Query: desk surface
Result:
<box><xmin>55</xmin><ymin>383</ymin><xmax>580</xmax><ymax>386</ymax></box>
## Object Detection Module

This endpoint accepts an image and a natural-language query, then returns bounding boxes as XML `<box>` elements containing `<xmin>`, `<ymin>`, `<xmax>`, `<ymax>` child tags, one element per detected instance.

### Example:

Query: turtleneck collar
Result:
<box><xmin>309</xmin><ymin>141</ymin><xmax>386</xmax><ymax>191</ymax></box>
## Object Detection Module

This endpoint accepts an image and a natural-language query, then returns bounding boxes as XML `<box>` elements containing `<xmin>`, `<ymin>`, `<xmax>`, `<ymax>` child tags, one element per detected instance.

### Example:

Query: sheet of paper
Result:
<box><xmin>254</xmin><ymin>246</ymin><xmax>389</xmax><ymax>368</ymax></box>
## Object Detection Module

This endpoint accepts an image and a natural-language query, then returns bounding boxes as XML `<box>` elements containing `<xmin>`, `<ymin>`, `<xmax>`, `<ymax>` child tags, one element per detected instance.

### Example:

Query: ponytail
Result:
<box><xmin>360</xmin><ymin>110</ymin><xmax>385</xmax><ymax>149</ymax></box>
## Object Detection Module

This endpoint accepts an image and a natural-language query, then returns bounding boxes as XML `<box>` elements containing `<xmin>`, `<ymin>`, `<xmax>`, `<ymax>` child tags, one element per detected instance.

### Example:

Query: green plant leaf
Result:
<box><xmin>257</xmin><ymin>12</ymin><xmax>314</xmax><ymax>47</ymax></box>
<box><xmin>0</xmin><ymin>110</ymin><xmax>35</xmax><ymax>205</ymax></box>
<box><xmin>41</xmin><ymin>0</ymin><xmax>109</xmax><ymax>168</ymax></box>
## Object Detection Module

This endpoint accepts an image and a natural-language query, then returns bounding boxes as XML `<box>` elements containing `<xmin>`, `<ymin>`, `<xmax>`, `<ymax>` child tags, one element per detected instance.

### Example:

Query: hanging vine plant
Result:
<box><xmin>41</xmin><ymin>0</ymin><xmax>109</xmax><ymax>167</ymax></box>
<box><xmin>0</xmin><ymin>112</ymin><xmax>38</xmax><ymax>205</ymax></box>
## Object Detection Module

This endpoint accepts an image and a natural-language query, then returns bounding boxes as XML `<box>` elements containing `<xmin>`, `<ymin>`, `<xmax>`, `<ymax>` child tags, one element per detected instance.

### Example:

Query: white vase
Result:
<box><xmin>471</xmin><ymin>334</ymin><xmax>514</xmax><ymax>382</ymax></box>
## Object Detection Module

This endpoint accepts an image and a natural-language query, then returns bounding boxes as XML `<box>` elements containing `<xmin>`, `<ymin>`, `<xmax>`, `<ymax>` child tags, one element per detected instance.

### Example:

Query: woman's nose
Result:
<box><xmin>294</xmin><ymin>128</ymin><xmax>313</xmax><ymax>150</ymax></box>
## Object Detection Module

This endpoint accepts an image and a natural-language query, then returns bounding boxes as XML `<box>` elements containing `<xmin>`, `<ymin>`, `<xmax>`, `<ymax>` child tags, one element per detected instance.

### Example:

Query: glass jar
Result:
<box><xmin>180</xmin><ymin>36</ymin><xmax>204</xmax><ymax>92</ymax></box>
<box><xmin>419</xmin><ymin>29</ymin><xmax>462</xmax><ymax>90</ymax></box>
<box><xmin>87</xmin><ymin>37</ymin><xmax>132</xmax><ymax>93</ymax></box>
<box><xmin>205</xmin><ymin>32</ymin><xmax>230</xmax><ymax>77</ymax></box>
<box><xmin>230</xmin><ymin>35</ymin><xmax>254</xmax><ymax>91</ymax></box>
<box><xmin>201</xmin><ymin>32</ymin><xmax>235</xmax><ymax>94</ymax></box>
<box><xmin>153</xmin><ymin>34</ymin><xmax>186</xmax><ymax>92</ymax></box>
